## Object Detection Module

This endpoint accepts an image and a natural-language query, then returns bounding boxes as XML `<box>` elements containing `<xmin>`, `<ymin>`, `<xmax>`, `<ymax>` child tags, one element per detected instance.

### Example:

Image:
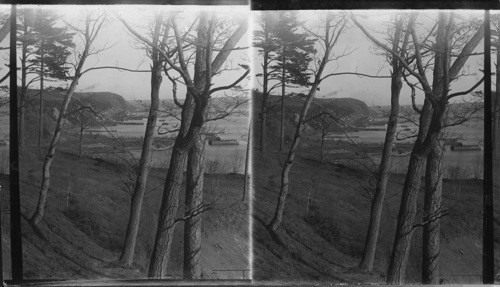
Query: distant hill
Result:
<box><xmin>24</xmin><ymin>88</ymin><xmax>133</xmax><ymax>113</ymax></box>
<box><xmin>264</xmin><ymin>94</ymin><xmax>373</xmax><ymax>118</ymax></box>
<box><xmin>315</xmin><ymin>97</ymin><xmax>375</xmax><ymax>117</ymax></box>
<box><xmin>128</xmin><ymin>97</ymin><xmax>251</xmax><ymax>113</ymax></box>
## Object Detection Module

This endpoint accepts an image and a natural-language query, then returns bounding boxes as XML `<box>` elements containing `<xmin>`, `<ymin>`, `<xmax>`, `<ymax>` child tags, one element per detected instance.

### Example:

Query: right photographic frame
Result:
<box><xmin>251</xmin><ymin>9</ymin><xmax>499</xmax><ymax>284</ymax></box>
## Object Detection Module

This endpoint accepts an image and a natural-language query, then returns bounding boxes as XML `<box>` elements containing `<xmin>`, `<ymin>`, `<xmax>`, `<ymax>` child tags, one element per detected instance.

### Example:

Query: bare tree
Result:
<box><xmin>356</xmin><ymin>13</ymin><xmax>411</xmax><ymax>272</ymax></box>
<box><xmin>30</xmin><ymin>11</ymin><xmax>107</xmax><ymax>226</ymax></box>
<box><xmin>354</xmin><ymin>12</ymin><xmax>484</xmax><ymax>284</ymax></box>
<box><xmin>268</xmin><ymin>12</ymin><xmax>349</xmax><ymax>231</ymax></box>
<box><xmin>119</xmin><ymin>11</ymin><xmax>249</xmax><ymax>278</ymax></box>
<box><xmin>117</xmin><ymin>12</ymin><xmax>165</xmax><ymax>267</ymax></box>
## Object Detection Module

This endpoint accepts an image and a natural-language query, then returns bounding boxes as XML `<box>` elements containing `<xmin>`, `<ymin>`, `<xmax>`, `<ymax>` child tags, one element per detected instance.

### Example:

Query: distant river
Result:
<box><xmin>331</xmin><ymin>120</ymin><xmax>484</xmax><ymax>179</ymax></box>
<box><xmin>86</xmin><ymin>113</ymin><xmax>250</xmax><ymax>173</ymax></box>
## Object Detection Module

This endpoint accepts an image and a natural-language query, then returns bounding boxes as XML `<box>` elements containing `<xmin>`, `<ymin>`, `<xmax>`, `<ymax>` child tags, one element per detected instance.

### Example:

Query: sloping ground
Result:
<box><xmin>1</xmin><ymin>149</ymin><xmax>248</xmax><ymax>280</ymax></box>
<box><xmin>252</xmin><ymin>154</ymin><xmax>498</xmax><ymax>284</ymax></box>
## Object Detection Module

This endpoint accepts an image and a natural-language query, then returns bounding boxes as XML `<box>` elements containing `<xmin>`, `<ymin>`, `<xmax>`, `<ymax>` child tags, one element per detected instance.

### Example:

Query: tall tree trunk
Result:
<box><xmin>421</xmin><ymin>140</ymin><xmax>443</xmax><ymax>284</ymax></box>
<box><xmin>280</xmin><ymin>50</ymin><xmax>285</xmax><ymax>153</ymax></box>
<box><xmin>38</xmin><ymin>42</ymin><xmax>44</xmax><ymax>147</ymax></box>
<box><xmin>386</xmin><ymin>141</ymin><xmax>429</xmax><ymax>283</ymax></box>
<box><xmin>183</xmin><ymin>133</ymin><xmax>205</xmax><ymax>279</ymax></box>
<box><xmin>19</xmin><ymin>41</ymin><xmax>27</xmax><ymax>149</ymax></box>
<box><xmin>119</xmin><ymin>17</ymin><xmax>163</xmax><ymax>266</ymax></box>
<box><xmin>260</xmin><ymin>51</ymin><xmax>269</xmax><ymax>156</ymax></box>
<box><xmin>359</xmin><ymin>16</ymin><xmax>407</xmax><ymax>272</ymax></box>
<box><xmin>148</xmin><ymin>146</ymin><xmax>189</xmax><ymax>278</ymax></box>
<box><xmin>243</xmin><ymin>122</ymin><xmax>251</xmax><ymax>201</ymax></box>
<box><xmin>360</xmin><ymin>64</ymin><xmax>403</xmax><ymax>272</ymax></box>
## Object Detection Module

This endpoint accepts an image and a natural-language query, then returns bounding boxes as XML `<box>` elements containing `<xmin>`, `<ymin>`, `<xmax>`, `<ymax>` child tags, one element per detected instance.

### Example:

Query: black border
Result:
<box><xmin>2</xmin><ymin>0</ymin><xmax>496</xmax><ymax>285</ymax></box>
<box><xmin>3</xmin><ymin>0</ymin><xmax>249</xmax><ymax>5</ymax></box>
<box><xmin>250</xmin><ymin>0</ymin><xmax>500</xmax><ymax>10</ymax></box>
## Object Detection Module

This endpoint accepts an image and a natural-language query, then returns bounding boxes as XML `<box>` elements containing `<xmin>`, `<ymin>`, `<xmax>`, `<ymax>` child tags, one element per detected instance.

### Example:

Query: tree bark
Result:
<box><xmin>243</xmin><ymin>122</ymin><xmax>251</xmax><ymax>201</ymax></box>
<box><xmin>148</xmin><ymin>146</ymin><xmax>189</xmax><ymax>278</ymax></box>
<box><xmin>19</xmin><ymin>39</ymin><xmax>27</xmax><ymax>150</ymax></box>
<box><xmin>119</xmin><ymin>15</ymin><xmax>163</xmax><ymax>266</ymax></box>
<box><xmin>360</xmin><ymin>66</ymin><xmax>402</xmax><ymax>273</ymax></box>
<box><xmin>421</xmin><ymin>140</ymin><xmax>443</xmax><ymax>284</ymax></box>
<box><xmin>359</xmin><ymin>15</ymin><xmax>406</xmax><ymax>272</ymax></box>
<box><xmin>280</xmin><ymin>49</ymin><xmax>285</xmax><ymax>153</ymax></box>
<box><xmin>260</xmin><ymin>51</ymin><xmax>270</xmax><ymax>156</ymax></box>
<box><xmin>183</xmin><ymin>133</ymin><xmax>205</xmax><ymax>279</ymax></box>
<box><xmin>38</xmin><ymin>41</ymin><xmax>44</xmax><ymax>147</ymax></box>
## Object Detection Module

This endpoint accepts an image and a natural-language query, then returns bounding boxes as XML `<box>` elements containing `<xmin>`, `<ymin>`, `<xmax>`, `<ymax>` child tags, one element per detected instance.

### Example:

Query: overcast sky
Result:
<box><xmin>253</xmin><ymin>10</ymin><xmax>489</xmax><ymax>106</ymax></box>
<box><xmin>0</xmin><ymin>5</ymin><xmax>250</xmax><ymax>101</ymax></box>
<box><xmin>0</xmin><ymin>7</ymin><xmax>494</xmax><ymax>106</ymax></box>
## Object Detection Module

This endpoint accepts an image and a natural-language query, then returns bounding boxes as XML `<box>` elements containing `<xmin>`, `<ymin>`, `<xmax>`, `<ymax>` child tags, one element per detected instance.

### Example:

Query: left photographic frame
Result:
<box><xmin>1</xmin><ymin>3</ymin><xmax>251</xmax><ymax>282</ymax></box>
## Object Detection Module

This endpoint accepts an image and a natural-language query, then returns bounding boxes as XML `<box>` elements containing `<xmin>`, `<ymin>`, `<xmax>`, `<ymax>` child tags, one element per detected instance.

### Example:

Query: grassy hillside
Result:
<box><xmin>1</xmin><ymin>149</ymin><xmax>248</xmax><ymax>279</ymax></box>
<box><xmin>252</xmin><ymin>90</ymin><xmax>500</xmax><ymax>284</ymax></box>
<box><xmin>252</xmin><ymin>149</ymin><xmax>499</xmax><ymax>284</ymax></box>
<box><xmin>1</xmin><ymin>105</ymin><xmax>249</xmax><ymax>280</ymax></box>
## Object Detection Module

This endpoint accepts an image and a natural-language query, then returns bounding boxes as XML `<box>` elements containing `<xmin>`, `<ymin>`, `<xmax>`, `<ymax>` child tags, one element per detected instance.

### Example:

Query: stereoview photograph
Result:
<box><xmin>251</xmin><ymin>10</ymin><xmax>499</xmax><ymax>284</ymax></box>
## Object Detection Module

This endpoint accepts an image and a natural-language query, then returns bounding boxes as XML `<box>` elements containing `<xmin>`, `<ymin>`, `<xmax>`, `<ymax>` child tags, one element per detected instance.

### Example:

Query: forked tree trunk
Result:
<box><xmin>387</xmin><ymin>12</ymin><xmax>484</xmax><ymax>283</ymax></box>
<box><xmin>359</xmin><ymin>15</ymin><xmax>406</xmax><ymax>272</ymax></box>
<box><xmin>148</xmin><ymin>13</ymin><xmax>247</xmax><ymax>278</ymax></box>
<box><xmin>421</xmin><ymin>140</ymin><xmax>443</xmax><ymax>284</ymax></box>
<box><xmin>183</xmin><ymin>133</ymin><xmax>205</xmax><ymax>279</ymax></box>
<box><xmin>149</xmin><ymin>13</ymin><xmax>209</xmax><ymax>278</ymax></box>
<box><xmin>119</xmin><ymin>16</ymin><xmax>163</xmax><ymax>266</ymax></box>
